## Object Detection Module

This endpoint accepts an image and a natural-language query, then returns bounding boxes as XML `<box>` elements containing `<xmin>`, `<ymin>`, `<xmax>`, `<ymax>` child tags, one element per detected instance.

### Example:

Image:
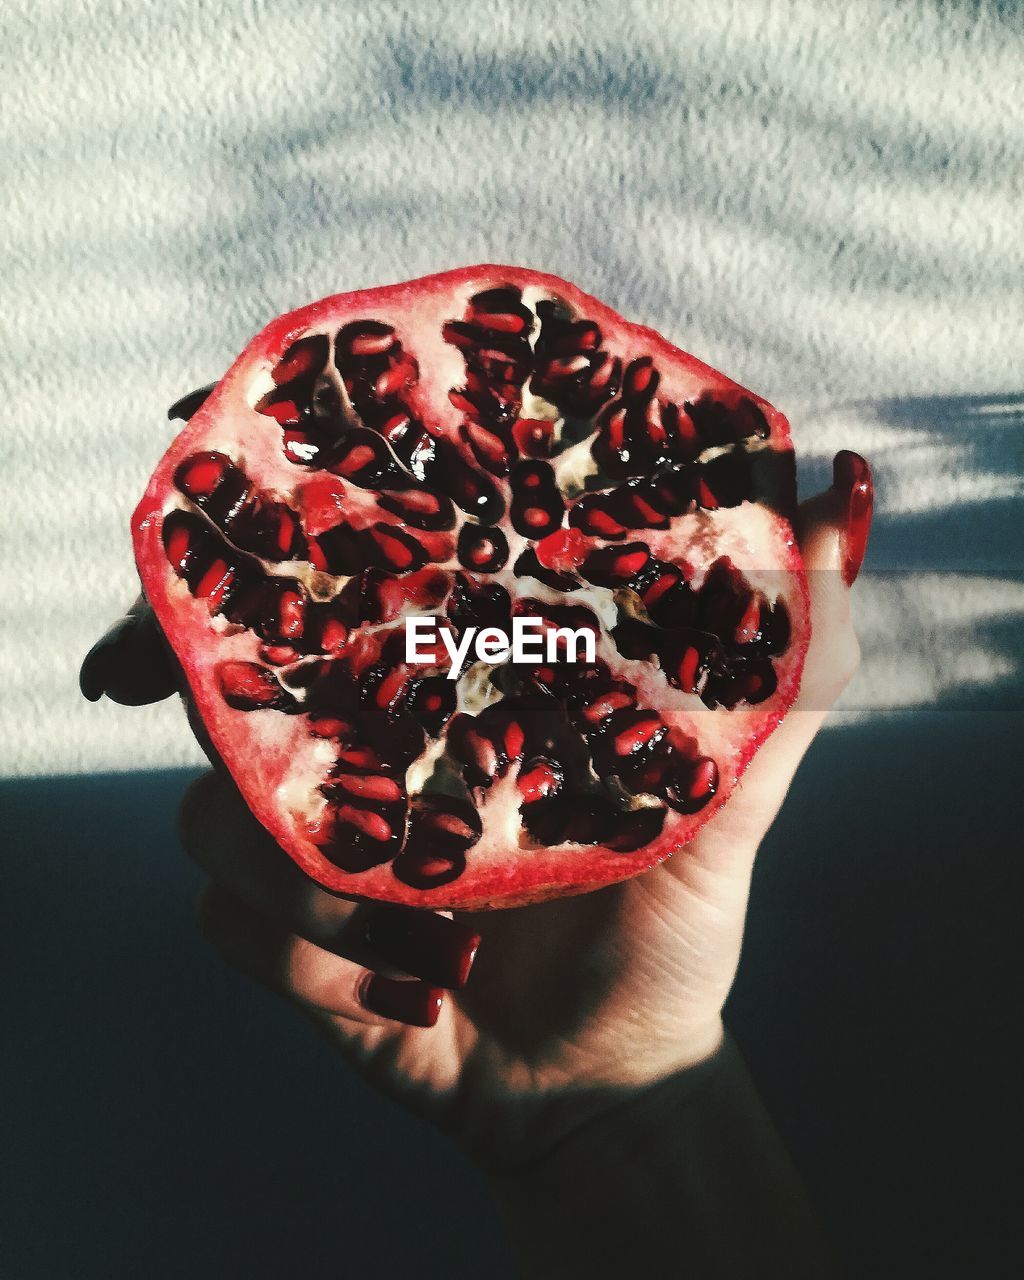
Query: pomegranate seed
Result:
<box><xmin>175</xmin><ymin>451</ymin><xmax>231</xmax><ymax>499</ymax></box>
<box><xmin>194</xmin><ymin>559</ymin><xmax>235</xmax><ymax>604</ymax></box>
<box><xmin>734</xmin><ymin>595</ymin><xmax>763</xmax><ymax>646</ymax></box>
<box><xmin>689</xmin><ymin>758</ymin><xmax>718</xmax><ymax>802</ymax></box>
<box><xmin>461</xmin><ymin>420</ymin><xmax>515</xmax><ymax>473</ymax></box>
<box><xmin>369</xmin><ymin>524</ymin><xmax>425</xmax><ymax>573</ymax></box>
<box><xmin>375</xmin><ymin>358</ymin><xmax>417</xmax><ymax>399</ymax></box>
<box><xmin>273</xmin><ymin>334</ymin><xmax>329</xmax><ymax>384</ymax></box>
<box><xmin>260</xmin><ymin>644</ymin><xmax>300</xmax><ymax>666</ymax></box>
<box><xmin>504</xmin><ymin>720</ymin><xmax>526</xmax><ymax>761</ymax></box>
<box><xmin>163</xmin><ymin>515</ymin><xmax>196</xmax><ymax>573</ymax></box>
<box><xmin>581</xmin><ymin>690</ymin><xmax>633</xmax><ymax>726</ymax></box>
<box><xmin>511</xmin><ymin>460</ymin><xmax>563</xmax><ymax>538</ymax></box>
<box><xmin>373</xmin><ymin>667</ymin><xmax>408</xmax><ymax>712</ymax></box>
<box><xmin>582</xmin><ymin>543</ymin><xmax>650</xmax><ymax>587</ymax></box>
<box><xmin>332</xmin><ymin>772</ymin><xmax>403</xmax><ymax>803</ymax></box>
<box><xmin>517</xmin><ymin>757</ymin><xmax>563</xmax><ymax>803</ymax></box>
<box><xmin>309</xmin><ymin>716</ymin><xmax>350</xmax><ymax>738</ymax></box>
<box><xmin>612</xmin><ymin>711</ymin><xmax>665</xmax><ymax>756</ymax></box>
<box><xmin>622</xmin><ymin>357</ymin><xmax>659</xmax><ymax>402</ymax></box>
<box><xmin>334</xmin><ymin>806</ymin><xmax>393</xmax><ymax>842</ymax></box>
<box><xmin>217</xmin><ymin>661</ymin><xmax>294</xmax><ymax>711</ymax></box>
<box><xmin>457</xmin><ymin>523</ymin><xmax>509</xmax><ymax>573</ymax></box>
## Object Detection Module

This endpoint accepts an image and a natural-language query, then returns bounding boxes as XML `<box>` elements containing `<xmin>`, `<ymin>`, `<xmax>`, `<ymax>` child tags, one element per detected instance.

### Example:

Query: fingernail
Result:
<box><xmin>359</xmin><ymin>974</ymin><xmax>444</xmax><ymax>1027</ymax></box>
<box><xmin>832</xmin><ymin>451</ymin><xmax>873</xmax><ymax>586</ymax></box>
<box><xmin>363</xmin><ymin>907</ymin><xmax>481</xmax><ymax>989</ymax></box>
<box><xmin>168</xmin><ymin>382</ymin><xmax>217</xmax><ymax>422</ymax></box>
<box><xmin>78</xmin><ymin>617</ymin><xmax>133</xmax><ymax>701</ymax></box>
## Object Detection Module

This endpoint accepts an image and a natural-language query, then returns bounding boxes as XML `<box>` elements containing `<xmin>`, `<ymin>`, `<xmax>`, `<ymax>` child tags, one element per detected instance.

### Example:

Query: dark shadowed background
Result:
<box><xmin>2</xmin><ymin>1</ymin><xmax>1022</xmax><ymax>1276</ymax></box>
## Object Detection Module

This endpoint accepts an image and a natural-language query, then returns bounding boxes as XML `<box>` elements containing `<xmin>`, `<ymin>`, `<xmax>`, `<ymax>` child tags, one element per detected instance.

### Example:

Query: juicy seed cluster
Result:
<box><xmin>159</xmin><ymin>277</ymin><xmax>796</xmax><ymax>894</ymax></box>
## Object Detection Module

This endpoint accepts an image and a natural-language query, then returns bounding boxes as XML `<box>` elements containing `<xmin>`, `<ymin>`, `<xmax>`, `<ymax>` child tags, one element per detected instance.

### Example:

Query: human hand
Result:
<box><xmin>81</xmin><ymin>452</ymin><xmax>871</xmax><ymax>1172</ymax></box>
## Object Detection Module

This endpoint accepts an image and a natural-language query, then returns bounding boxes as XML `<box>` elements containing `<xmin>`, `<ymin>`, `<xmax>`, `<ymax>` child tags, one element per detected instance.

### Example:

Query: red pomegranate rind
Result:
<box><xmin>133</xmin><ymin>266</ymin><xmax>809</xmax><ymax>909</ymax></box>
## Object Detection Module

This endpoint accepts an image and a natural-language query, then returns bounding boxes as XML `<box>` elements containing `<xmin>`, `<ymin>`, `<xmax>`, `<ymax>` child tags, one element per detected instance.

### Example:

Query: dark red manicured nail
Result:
<box><xmin>832</xmin><ymin>451</ymin><xmax>873</xmax><ymax>586</ymax></box>
<box><xmin>359</xmin><ymin>974</ymin><xmax>444</xmax><ymax>1027</ymax></box>
<box><xmin>79</xmin><ymin>617</ymin><xmax>133</xmax><ymax>701</ymax></box>
<box><xmin>168</xmin><ymin>382</ymin><xmax>217</xmax><ymax>422</ymax></box>
<box><xmin>363</xmin><ymin>907</ymin><xmax>481</xmax><ymax>989</ymax></box>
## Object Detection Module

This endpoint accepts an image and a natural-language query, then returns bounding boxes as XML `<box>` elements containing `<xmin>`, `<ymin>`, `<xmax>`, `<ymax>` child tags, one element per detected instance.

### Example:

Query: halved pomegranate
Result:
<box><xmin>133</xmin><ymin>267</ymin><xmax>808</xmax><ymax>909</ymax></box>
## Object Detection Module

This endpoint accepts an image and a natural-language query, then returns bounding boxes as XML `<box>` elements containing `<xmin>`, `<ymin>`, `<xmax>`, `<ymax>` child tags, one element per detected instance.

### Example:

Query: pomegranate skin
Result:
<box><xmin>133</xmin><ymin>266</ymin><xmax>809</xmax><ymax>909</ymax></box>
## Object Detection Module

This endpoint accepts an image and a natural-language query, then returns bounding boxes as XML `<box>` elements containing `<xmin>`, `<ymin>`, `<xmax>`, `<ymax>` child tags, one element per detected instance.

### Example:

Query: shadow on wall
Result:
<box><xmin>3</xmin><ymin>705</ymin><xmax>1022</xmax><ymax>1279</ymax></box>
<box><xmin>837</xmin><ymin>393</ymin><xmax>1024</xmax><ymax>574</ymax></box>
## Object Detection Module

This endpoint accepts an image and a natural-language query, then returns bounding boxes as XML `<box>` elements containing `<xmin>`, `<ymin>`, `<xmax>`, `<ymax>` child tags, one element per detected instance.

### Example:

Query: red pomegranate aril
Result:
<box><xmin>635</xmin><ymin>563</ymin><xmax>685</xmax><ymax>611</ymax></box>
<box><xmin>194</xmin><ymin>558</ymin><xmax>235</xmax><ymax>605</ymax></box>
<box><xmin>611</xmin><ymin>710</ymin><xmax>666</xmax><ymax>757</ymax></box>
<box><xmin>337</xmin><ymin>320</ymin><xmax>398</xmax><ymax>359</ymax></box>
<box><xmin>365</xmin><ymin>523</ymin><xmax>427</xmax><ymax>573</ymax></box>
<box><xmin>611</xmin><ymin>483</ymin><xmax>671</xmax><ymax>530</ymax></box>
<box><xmin>273</xmin><ymin>334</ymin><xmax>330</xmax><ymax>385</ymax></box>
<box><xmin>427</xmin><ymin>440</ymin><xmax>506</xmax><ymax>524</ymax></box>
<box><xmin>503</xmin><ymin>719</ymin><xmax>526</xmax><ymax>761</ymax></box>
<box><xmin>336</xmin><ymin>805</ymin><xmax>392</xmax><ymax>843</ymax></box>
<box><xmin>308</xmin><ymin>715</ymin><xmax>350</xmax><ymax>738</ymax></box>
<box><xmin>466</xmin><ymin>286</ymin><xmax>533</xmax><ymax>332</ymax></box>
<box><xmin>734</xmin><ymin>594</ymin><xmax>763</xmax><ymax>646</ymax></box>
<box><xmin>581</xmin><ymin>543</ymin><xmax>651</xmax><ymax>587</ymax></box>
<box><xmin>460</xmin><ymin>729</ymin><xmax>499</xmax><ymax>785</ymax></box>
<box><xmin>259</xmin><ymin>643</ymin><xmax>301</xmax><ymax>666</ymax></box>
<box><xmin>393</xmin><ymin>794</ymin><xmax>482</xmax><ymax>890</ymax></box>
<box><xmin>255</xmin><ymin>581</ymin><xmax>306</xmax><ymax>644</ymax></box>
<box><xmin>375</xmin><ymin>357</ymin><xmax>417</xmax><ymax>399</ymax></box>
<box><xmin>367</xmin><ymin>665</ymin><xmax>408</xmax><ymax>714</ymax></box>
<box><xmin>330</xmin><ymin>429</ymin><xmax>409</xmax><ymax>490</ymax></box>
<box><xmin>579</xmin><ymin>689</ymin><xmax>634</xmax><ymax>726</ymax></box>
<box><xmin>563</xmin><ymin>496</ymin><xmax>627</xmax><ymax>537</ymax></box>
<box><xmin>331</xmin><ymin>772</ymin><xmax>404</xmax><ymax>803</ymax></box>
<box><xmin>513</xmin><ymin>418</ymin><xmax>557</xmax><ymax>458</ymax></box>
<box><xmin>676</xmin><ymin>641</ymin><xmax>710</xmax><ymax>694</ymax></box>
<box><xmin>311</xmin><ymin>521</ymin><xmax>363</xmax><ymax>575</ymax></box>
<box><xmin>622</xmin><ymin>357</ymin><xmax>659</xmax><ymax>403</ymax></box>
<box><xmin>685</xmin><ymin>393</ymin><xmax>771</xmax><ymax>447</ymax></box>
<box><xmin>518</xmin><ymin>756</ymin><xmax>563</xmax><ymax>803</ymax></box>
<box><xmin>510</xmin><ymin>460</ymin><xmax>564</xmax><ymax>538</ymax></box>
<box><xmin>637</xmin><ymin>570</ymin><xmax>697</xmax><ymax>628</ymax></box>
<box><xmin>460</xmin><ymin>420</ymin><xmax>516</xmax><ymax>474</ymax></box>
<box><xmin>406</xmin><ymin>677</ymin><xmax>456</xmax><ymax>736</ymax></box>
<box><xmin>163</xmin><ymin>510</ymin><xmax>225</xmax><ymax>588</ymax></box>
<box><xmin>175</xmin><ymin>451</ymin><xmax>231</xmax><ymax>500</ymax></box>
<box><xmin>392</xmin><ymin>847</ymin><xmax>466</xmax><ymax>891</ymax></box>
<box><xmin>217</xmin><ymin>661</ymin><xmax>296</xmax><ymax>712</ymax></box>
<box><xmin>457</xmin><ymin>523</ymin><xmax>509</xmax><ymax>574</ymax></box>
<box><xmin>665</xmin><ymin>756</ymin><xmax>719</xmax><ymax>814</ymax></box>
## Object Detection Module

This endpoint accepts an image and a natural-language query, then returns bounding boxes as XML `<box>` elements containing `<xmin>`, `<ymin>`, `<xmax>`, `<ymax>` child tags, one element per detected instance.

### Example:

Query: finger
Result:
<box><xmin>197</xmin><ymin>883</ymin><xmax>444</xmax><ymax>1027</ymax></box>
<box><xmin>79</xmin><ymin>596</ymin><xmax>179</xmax><ymax>705</ymax></box>
<box><xmin>720</xmin><ymin>455</ymin><xmax>872</xmax><ymax>828</ymax></box>
<box><xmin>179</xmin><ymin>770</ymin><xmax>480</xmax><ymax>989</ymax></box>
<box><xmin>679</xmin><ymin>453</ymin><xmax>872</xmax><ymax>864</ymax></box>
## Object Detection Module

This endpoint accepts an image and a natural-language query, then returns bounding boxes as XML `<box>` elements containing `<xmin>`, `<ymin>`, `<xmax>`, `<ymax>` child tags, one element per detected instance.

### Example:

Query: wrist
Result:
<box><xmin>488</xmin><ymin>1032</ymin><xmax>845</xmax><ymax>1280</ymax></box>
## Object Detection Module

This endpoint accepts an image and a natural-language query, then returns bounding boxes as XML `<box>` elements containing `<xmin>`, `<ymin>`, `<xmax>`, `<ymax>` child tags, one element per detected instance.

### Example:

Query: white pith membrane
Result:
<box><xmin>135</xmin><ymin>268</ymin><xmax>808</xmax><ymax>908</ymax></box>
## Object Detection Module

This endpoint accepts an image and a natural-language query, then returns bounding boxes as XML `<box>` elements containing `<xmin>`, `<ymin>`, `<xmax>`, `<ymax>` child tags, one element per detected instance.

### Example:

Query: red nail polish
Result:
<box><xmin>363</xmin><ymin>907</ymin><xmax>480</xmax><ymax>989</ymax></box>
<box><xmin>832</xmin><ymin>451</ymin><xmax>873</xmax><ymax>586</ymax></box>
<box><xmin>359</xmin><ymin>974</ymin><xmax>444</xmax><ymax>1027</ymax></box>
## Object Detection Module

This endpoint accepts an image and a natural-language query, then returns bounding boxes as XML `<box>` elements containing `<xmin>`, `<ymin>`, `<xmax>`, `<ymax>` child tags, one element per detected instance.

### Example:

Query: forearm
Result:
<box><xmin>489</xmin><ymin>1033</ymin><xmax>845</xmax><ymax>1280</ymax></box>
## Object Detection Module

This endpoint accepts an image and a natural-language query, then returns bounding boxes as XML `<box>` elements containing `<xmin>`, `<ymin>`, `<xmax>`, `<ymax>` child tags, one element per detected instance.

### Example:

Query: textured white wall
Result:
<box><xmin>2</xmin><ymin>0</ymin><xmax>1022</xmax><ymax>777</ymax></box>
